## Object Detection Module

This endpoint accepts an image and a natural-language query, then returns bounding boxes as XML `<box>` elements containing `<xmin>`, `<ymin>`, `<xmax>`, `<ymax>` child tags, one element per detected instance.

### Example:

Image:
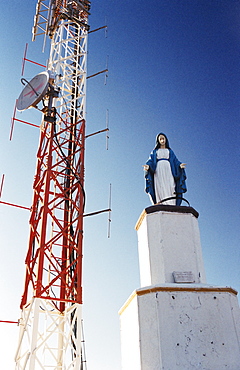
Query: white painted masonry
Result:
<box><xmin>136</xmin><ymin>207</ymin><xmax>206</xmax><ymax>286</ymax></box>
<box><xmin>119</xmin><ymin>205</ymin><xmax>240</xmax><ymax>370</ymax></box>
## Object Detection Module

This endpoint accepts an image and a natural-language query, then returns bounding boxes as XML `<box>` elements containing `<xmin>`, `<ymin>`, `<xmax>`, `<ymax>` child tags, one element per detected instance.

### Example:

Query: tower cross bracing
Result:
<box><xmin>15</xmin><ymin>1</ymin><xmax>91</xmax><ymax>369</ymax></box>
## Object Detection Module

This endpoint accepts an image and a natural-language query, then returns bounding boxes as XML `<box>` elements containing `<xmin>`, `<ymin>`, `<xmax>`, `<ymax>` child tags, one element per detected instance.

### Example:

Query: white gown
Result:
<box><xmin>154</xmin><ymin>149</ymin><xmax>176</xmax><ymax>205</ymax></box>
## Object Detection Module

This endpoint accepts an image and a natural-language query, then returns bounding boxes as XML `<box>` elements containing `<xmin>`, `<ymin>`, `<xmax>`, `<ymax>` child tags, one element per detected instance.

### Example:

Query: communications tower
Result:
<box><xmin>15</xmin><ymin>1</ymin><xmax>90</xmax><ymax>368</ymax></box>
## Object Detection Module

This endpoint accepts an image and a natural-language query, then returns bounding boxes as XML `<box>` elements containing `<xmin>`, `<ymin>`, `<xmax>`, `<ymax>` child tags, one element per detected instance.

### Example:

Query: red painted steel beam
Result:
<box><xmin>20</xmin><ymin>118</ymin><xmax>85</xmax><ymax>312</ymax></box>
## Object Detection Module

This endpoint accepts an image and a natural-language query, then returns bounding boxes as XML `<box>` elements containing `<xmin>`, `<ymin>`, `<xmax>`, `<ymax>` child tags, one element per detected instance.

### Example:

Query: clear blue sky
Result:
<box><xmin>0</xmin><ymin>1</ymin><xmax>240</xmax><ymax>369</ymax></box>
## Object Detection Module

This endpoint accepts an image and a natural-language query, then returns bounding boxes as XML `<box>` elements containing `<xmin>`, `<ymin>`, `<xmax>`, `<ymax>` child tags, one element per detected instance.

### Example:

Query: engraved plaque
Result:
<box><xmin>173</xmin><ymin>271</ymin><xmax>195</xmax><ymax>283</ymax></box>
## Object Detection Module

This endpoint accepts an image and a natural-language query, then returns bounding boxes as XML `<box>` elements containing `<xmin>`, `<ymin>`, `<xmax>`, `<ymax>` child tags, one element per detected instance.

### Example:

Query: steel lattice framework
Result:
<box><xmin>15</xmin><ymin>1</ymin><xmax>90</xmax><ymax>369</ymax></box>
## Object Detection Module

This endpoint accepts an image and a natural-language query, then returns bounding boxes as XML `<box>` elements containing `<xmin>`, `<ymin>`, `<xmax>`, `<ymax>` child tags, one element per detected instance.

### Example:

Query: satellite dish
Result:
<box><xmin>16</xmin><ymin>71</ymin><xmax>50</xmax><ymax>111</ymax></box>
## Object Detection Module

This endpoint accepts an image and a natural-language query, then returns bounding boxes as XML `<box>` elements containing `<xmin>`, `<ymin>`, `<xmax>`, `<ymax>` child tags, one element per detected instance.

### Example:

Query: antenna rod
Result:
<box><xmin>108</xmin><ymin>183</ymin><xmax>112</xmax><ymax>238</ymax></box>
<box><xmin>87</xmin><ymin>68</ymin><xmax>108</xmax><ymax>79</ymax></box>
<box><xmin>85</xmin><ymin>127</ymin><xmax>109</xmax><ymax>139</ymax></box>
<box><xmin>89</xmin><ymin>25</ymin><xmax>107</xmax><ymax>34</ymax></box>
<box><xmin>106</xmin><ymin>109</ymin><xmax>109</xmax><ymax>150</ymax></box>
<box><xmin>0</xmin><ymin>174</ymin><xmax>5</xmax><ymax>198</ymax></box>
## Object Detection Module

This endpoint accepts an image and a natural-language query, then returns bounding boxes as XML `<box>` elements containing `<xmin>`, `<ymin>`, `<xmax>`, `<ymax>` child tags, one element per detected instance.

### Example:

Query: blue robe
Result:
<box><xmin>145</xmin><ymin>148</ymin><xmax>187</xmax><ymax>206</ymax></box>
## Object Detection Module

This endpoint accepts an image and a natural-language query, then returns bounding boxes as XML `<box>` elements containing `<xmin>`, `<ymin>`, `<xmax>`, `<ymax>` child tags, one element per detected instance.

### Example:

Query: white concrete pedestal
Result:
<box><xmin>119</xmin><ymin>205</ymin><xmax>240</xmax><ymax>370</ymax></box>
<box><xmin>119</xmin><ymin>284</ymin><xmax>240</xmax><ymax>370</ymax></box>
<box><xmin>136</xmin><ymin>205</ymin><xmax>206</xmax><ymax>286</ymax></box>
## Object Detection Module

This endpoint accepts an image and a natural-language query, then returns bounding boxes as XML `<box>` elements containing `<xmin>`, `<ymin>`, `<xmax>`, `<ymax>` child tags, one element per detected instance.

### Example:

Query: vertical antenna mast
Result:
<box><xmin>15</xmin><ymin>1</ymin><xmax>90</xmax><ymax>368</ymax></box>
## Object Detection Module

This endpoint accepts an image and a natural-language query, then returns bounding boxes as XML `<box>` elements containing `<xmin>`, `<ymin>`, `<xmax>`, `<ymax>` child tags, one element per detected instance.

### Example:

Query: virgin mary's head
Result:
<box><xmin>155</xmin><ymin>133</ymin><xmax>170</xmax><ymax>149</ymax></box>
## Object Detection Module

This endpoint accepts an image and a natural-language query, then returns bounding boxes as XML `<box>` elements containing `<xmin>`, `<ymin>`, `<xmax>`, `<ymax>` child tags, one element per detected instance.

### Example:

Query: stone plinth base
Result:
<box><xmin>136</xmin><ymin>205</ymin><xmax>206</xmax><ymax>286</ymax></box>
<box><xmin>119</xmin><ymin>285</ymin><xmax>240</xmax><ymax>370</ymax></box>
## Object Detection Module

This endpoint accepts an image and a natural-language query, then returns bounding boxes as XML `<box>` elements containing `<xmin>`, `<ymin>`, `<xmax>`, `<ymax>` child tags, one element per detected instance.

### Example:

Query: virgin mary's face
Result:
<box><xmin>158</xmin><ymin>134</ymin><xmax>166</xmax><ymax>147</ymax></box>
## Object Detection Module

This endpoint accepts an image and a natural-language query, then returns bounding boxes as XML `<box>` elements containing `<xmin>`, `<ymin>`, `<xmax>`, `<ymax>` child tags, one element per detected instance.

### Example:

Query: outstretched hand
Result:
<box><xmin>180</xmin><ymin>163</ymin><xmax>186</xmax><ymax>169</ymax></box>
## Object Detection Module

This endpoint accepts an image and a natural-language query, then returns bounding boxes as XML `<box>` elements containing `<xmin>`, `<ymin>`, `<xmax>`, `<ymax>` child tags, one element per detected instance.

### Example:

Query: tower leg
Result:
<box><xmin>15</xmin><ymin>298</ymin><xmax>82</xmax><ymax>369</ymax></box>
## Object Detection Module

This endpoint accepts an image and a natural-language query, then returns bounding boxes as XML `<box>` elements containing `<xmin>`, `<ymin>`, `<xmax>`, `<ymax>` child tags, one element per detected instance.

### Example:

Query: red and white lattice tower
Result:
<box><xmin>15</xmin><ymin>1</ymin><xmax>90</xmax><ymax>368</ymax></box>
